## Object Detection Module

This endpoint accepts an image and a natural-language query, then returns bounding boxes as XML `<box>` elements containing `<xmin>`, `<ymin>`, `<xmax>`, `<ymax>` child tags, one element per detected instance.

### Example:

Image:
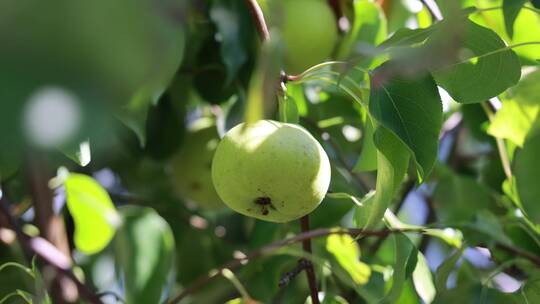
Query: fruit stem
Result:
<box><xmin>300</xmin><ymin>215</ymin><xmax>320</xmax><ymax>304</ymax></box>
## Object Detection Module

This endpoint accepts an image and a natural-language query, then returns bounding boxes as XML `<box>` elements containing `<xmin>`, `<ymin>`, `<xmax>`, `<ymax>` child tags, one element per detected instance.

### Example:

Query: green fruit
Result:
<box><xmin>170</xmin><ymin>118</ymin><xmax>224</xmax><ymax>209</ymax></box>
<box><xmin>211</xmin><ymin>120</ymin><xmax>331</xmax><ymax>222</ymax></box>
<box><xmin>275</xmin><ymin>0</ymin><xmax>338</xmax><ymax>74</ymax></box>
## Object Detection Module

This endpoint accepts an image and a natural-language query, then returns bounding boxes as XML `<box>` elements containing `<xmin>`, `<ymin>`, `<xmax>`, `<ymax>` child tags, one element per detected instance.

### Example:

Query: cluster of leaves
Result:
<box><xmin>1</xmin><ymin>0</ymin><xmax>540</xmax><ymax>303</ymax></box>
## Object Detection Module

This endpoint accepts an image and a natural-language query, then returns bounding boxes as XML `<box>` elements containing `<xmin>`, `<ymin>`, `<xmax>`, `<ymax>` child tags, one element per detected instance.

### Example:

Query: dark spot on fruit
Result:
<box><xmin>262</xmin><ymin>208</ymin><xmax>269</xmax><ymax>215</ymax></box>
<box><xmin>254</xmin><ymin>197</ymin><xmax>272</xmax><ymax>205</ymax></box>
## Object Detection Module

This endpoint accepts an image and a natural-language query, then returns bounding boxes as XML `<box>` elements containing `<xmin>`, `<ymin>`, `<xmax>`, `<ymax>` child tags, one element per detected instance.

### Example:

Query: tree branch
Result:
<box><xmin>244</xmin><ymin>0</ymin><xmax>270</xmax><ymax>42</ymax></box>
<box><xmin>300</xmin><ymin>215</ymin><xmax>319</xmax><ymax>304</ymax></box>
<box><xmin>0</xmin><ymin>190</ymin><xmax>103</xmax><ymax>304</ymax></box>
<box><xmin>167</xmin><ymin>227</ymin><xmax>424</xmax><ymax>303</ymax></box>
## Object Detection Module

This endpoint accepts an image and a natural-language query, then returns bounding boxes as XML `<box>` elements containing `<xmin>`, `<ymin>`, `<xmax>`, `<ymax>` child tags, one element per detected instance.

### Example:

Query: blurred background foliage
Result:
<box><xmin>0</xmin><ymin>0</ymin><xmax>540</xmax><ymax>303</ymax></box>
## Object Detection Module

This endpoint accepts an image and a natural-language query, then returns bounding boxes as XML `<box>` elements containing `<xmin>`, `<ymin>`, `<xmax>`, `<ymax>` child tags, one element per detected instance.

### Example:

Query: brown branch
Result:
<box><xmin>495</xmin><ymin>243</ymin><xmax>540</xmax><ymax>268</ymax></box>
<box><xmin>300</xmin><ymin>215</ymin><xmax>319</xmax><ymax>304</ymax></box>
<box><xmin>167</xmin><ymin>227</ymin><xmax>423</xmax><ymax>303</ymax></box>
<box><xmin>0</xmin><ymin>192</ymin><xmax>103</xmax><ymax>304</ymax></box>
<box><xmin>278</xmin><ymin>259</ymin><xmax>311</xmax><ymax>288</ymax></box>
<box><xmin>244</xmin><ymin>0</ymin><xmax>270</xmax><ymax>42</ymax></box>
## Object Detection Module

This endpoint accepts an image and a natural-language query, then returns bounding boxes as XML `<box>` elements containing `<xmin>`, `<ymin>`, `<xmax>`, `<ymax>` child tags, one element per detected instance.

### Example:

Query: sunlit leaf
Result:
<box><xmin>337</xmin><ymin>0</ymin><xmax>387</xmax><ymax>60</ymax></box>
<box><xmin>64</xmin><ymin>173</ymin><xmax>119</xmax><ymax>255</ymax></box>
<box><xmin>488</xmin><ymin>69</ymin><xmax>540</xmax><ymax>147</ymax></box>
<box><xmin>244</xmin><ymin>35</ymin><xmax>282</xmax><ymax>125</ymax></box>
<box><xmin>412</xmin><ymin>252</ymin><xmax>436</xmax><ymax>304</ymax></box>
<box><xmin>115</xmin><ymin>206</ymin><xmax>175</xmax><ymax>304</ymax></box>
<box><xmin>433</xmin><ymin>19</ymin><xmax>521</xmax><ymax>104</ymax></box>
<box><xmin>326</xmin><ymin>234</ymin><xmax>371</xmax><ymax>285</ymax></box>
<box><xmin>353</xmin><ymin>115</ymin><xmax>378</xmax><ymax>172</ymax></box>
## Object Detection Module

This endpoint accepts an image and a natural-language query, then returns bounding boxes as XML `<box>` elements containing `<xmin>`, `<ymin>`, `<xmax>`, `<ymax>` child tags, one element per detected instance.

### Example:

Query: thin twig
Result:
<box><xmin>278</xmin><ymin>259</ymin><xmax>311</xmax><ymax>288</ymax></box>
<box><xmin>419</xmin><ymin>0</ymin><xmax>443</xmax><ymax>21</ymax></box>
<box><xmin>244</xmin><ymin>0</ymin><xmax>270</xmax><ymax>42</ymax></box>
<box><xmin>300</xmin><ymin>215</ymin><xmax>319</xmax><ymax>304</ymax></box>
<box><xmin>0</xmin><ymin>192</ymin><xmax>103</xmax><ymax>304</ymax></box>
<box><xmin>167</xmin><ymin>227</ymin><xmax>423</xmax><ymax>303</ymax></box>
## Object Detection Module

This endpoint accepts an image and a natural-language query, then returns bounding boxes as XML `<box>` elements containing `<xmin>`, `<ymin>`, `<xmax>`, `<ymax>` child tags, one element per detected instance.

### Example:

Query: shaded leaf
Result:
<box><xmin>435</xmin><ymin>247</ymin><xmax>465</xmax><ymax>292</ymax></box>
<box><xmin>356</xmin><ymin>128</ymin><xmax>409</xmax><ymax>228</ymax></box>
<box><xmin>64</xmin><ymin>173</ymin><xmax>119</xmax><ymax>254</ymax></box>
<box><xmin>210</xmin><ymin>0</ymin><xmax>251</xmax><ymax>84</ymax></box>
<box><xmin>383</xmin><ymin>233</ymin><xmax>418</xmax><ymax>303</ymax></box>
<box><xmin>515</xmin><ymin>132</ymin><xmax>540</xmax><ymax>223</ymax></box>
<box><xmin>115</xmin><ymin>206</ymin><xmax>175</xmax><ymax>304</ymax></box>
<box><xmin>522</xmin><ymin>271</ymin><xmax>540</xmax><ymax>302</ymax></box>
<box><xmin>369</xmin><ymin>63</ymin><xmax>441</xmax><ymax>180</ymax></box>
<box><xmin>503</xmin><ymin>0</ymin><xmax>528</xmax><ymax>38</ymax></box>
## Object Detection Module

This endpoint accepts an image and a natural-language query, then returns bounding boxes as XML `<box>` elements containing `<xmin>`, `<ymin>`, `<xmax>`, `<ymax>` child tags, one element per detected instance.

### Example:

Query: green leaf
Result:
<box><xmin>412</xmin><ymin>252</ymin><xmax>436</xmax><ymax>304</ymax></box>
<box><xmin>532</xmin><ymin>0</ymin><xmax>540</xmax><ymax>9</ymax></box>
<box><xmin>115</xmin><ymin>206</ymin><xmax>175</xmax><ymax>304</ymax></box>
<box><xmin>470</xmin><ymin>4</ymin><xmax>540</xmax><ymax>64</ymax></box>
<box><xmin>64</xmin><ymin>173</ymin><xmax>119</xmax><ymax>255</ymax></box>
<box><xmin>515</xmin><ymin>132</ymin><xmax>540</xmax><ymax>223</ymax></box>
<box><xmin>356</xmin><ymin>128</ymin><xmax>409</xmax><ymax>228</ymax></box>
<box><xmin>488</xmin><ymin>69</ymin><xmax>540</xmax><ymax>147</ymax></box>
<box><xmin>503</xmin><ymin>0</ymin><xmax>527</xmax><ymax>38</ymax></box>
<box><xmin>244</xmin><ymin>36</ymin><xmax>282</xmax><ymax>125</ymax></box>
<box><xmin>336</xmin><ymin>0</ymin><xmax>387</xmax><ymax>59</ymax></box>
<box><xmin>369</xmin><ymin>63</ymin><xmax>441</xmax><ymax>180</ymax></box>
<box><xmin>353</xmin><ymin>116</ymin><xmax>378</xmax><ymax>172</ymax></box>
<box><xmin>435</xmin><ymin>247</ymin><xmax>465</xmax><ymax>292</ymax></box>
<box><xmin>326</xmin><ymin>234</ymin><xmax>371</xmax><ymax>285</ymax></box>
<box><xmin>433</xmin><ymin>20</ymin><xmax>521</xmax><ymax>104</ymax></box>
<box><xmin>433</xmin><ymin>168</ymin><xmax>493</xmax><ymax>223</ymax></box>
<box><xmin>210</xmin><ymin>0</ymin><xmax>250</xmax><ymax>84</ymax></box>
<box><xmin>522</xmin><ymin>271</ymin><xmax>540</xmax><ymax>302</ymax></box>
<box><xmin>383</xmin><ymin>233</ymin><xmax>418</xmax><ymax>303</ymax></box>
<box><xmin>278</xmin><ymin>94</ymin><xmax>299</xmax><ymax>124</ymax></box>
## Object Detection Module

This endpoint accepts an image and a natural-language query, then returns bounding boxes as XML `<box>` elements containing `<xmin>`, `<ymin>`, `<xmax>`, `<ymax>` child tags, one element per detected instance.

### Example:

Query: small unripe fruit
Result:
<box><xmin>211</xmin><ymin>120</ymin><xmax>331</xmax><ymax>222</ymax></box>
<box><xmin>169</xmin><ymin>118</ymin><xmax>224</xmax><ymax>209</ymax></box>
<box><xmin>275</xmin><ymin>0</ymin><xmax>338</xmax><ymax>74</ymax></box>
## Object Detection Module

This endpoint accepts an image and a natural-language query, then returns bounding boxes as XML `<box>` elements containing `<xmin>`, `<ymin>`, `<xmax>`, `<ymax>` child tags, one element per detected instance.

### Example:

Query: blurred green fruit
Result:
<box><xmin>169</xmin><ymin>118</ymin><xmax>224</xmax><ymax>209</ymax></box>
<box><xmin>274</xmin><ymin>0</ymin><xmax>338</xmax><ymax>74</ymax></box>
<box><xmin>211</xmin><ymin>120</ymin><xmax>331</xmax><ymax>222</ymax></box>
